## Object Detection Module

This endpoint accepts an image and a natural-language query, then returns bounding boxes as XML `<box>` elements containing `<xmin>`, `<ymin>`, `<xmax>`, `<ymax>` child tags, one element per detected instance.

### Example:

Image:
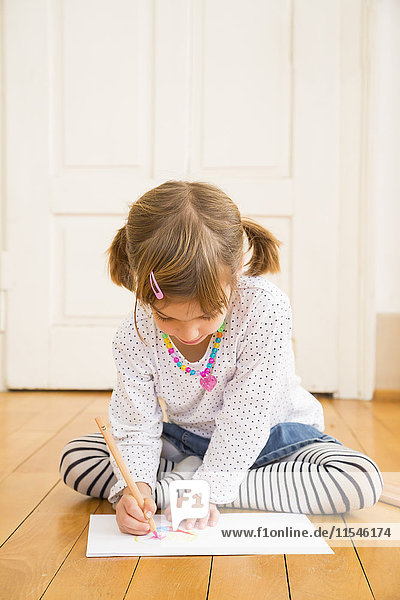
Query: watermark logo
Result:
<box><xmin>169</xmin><ymin>479</ymin><xmax>210</xmax><ymax>531</ymax></box>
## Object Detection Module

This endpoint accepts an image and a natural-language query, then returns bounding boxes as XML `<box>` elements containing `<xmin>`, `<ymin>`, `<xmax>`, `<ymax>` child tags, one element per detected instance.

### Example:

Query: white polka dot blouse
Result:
<box><xmin>107</xmin><ymin>275</ymin><xmax>325</xmax><ymax>506</ymax></box>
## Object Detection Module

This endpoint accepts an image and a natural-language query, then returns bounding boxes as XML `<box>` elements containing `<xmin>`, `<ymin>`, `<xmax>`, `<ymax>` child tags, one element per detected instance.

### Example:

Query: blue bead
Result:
<box><xmin>177</xmin><ymin>362</ymin><xmax>182</xmax><ymax>367</ymax></box>
<box><xmin>216</xmin><ymin>337</ymin><xmax>221</xmax><ymax>343</ymax></box>
<box><xmin>207</xmin><ymin>363</ymin><xmax>212</xmax><ymax>369</ymax></box>
<box><xmin>190</xmin><ymin>369</ymin><xmax>196</xmax><ymax>375</ymax></box>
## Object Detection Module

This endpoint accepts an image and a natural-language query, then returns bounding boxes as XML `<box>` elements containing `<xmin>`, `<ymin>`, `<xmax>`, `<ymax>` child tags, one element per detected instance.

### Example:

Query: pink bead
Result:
<box><xmin>200</xmin><ymin>370</ymin><xmax>206</xmax><ymax>377</ymax></box>
<box><xmin>209</xmin><ymin>358</ymin><xmax>215</xmax><ymax>363</ymax></box>
<box><xmin>174</xmin><ymin>357</ymin><xmax>179</xmax><ymax>363</ymax></box>
<box><xmin>185</xmin><ymin>367</ymin><xmax>191</xmax><ymax>373</ymax></box>
<box><xmin>168</xmin><ymin>348</ymin><xmax>174</xmax><ymax>354</ymax></box>
<box><xmin>205</xmin><ymin>368</ymin><xmax>210</xmax><ymax>374</ymax></box>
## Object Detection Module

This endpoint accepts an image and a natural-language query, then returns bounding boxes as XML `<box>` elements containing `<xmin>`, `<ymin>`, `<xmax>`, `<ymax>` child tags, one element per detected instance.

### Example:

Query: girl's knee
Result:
<box><xmin>59</xmin><ymin>438</ymin><xmax>116</xmax><ymax>499</ymax></box>
<box><xmin>59</xmin><ymin>436</ymin><xmax>99</xmax><ymax>481</ymax></box>
<box><xmin>340</xmin><ymin>455</ymin><xmax>383</xmax><ymax>511</ymax></box>
<box><xmin>58</xmin><ymin>438</ymin><xmax>82</xmax><ymax>474</ymax></box>
<box><xmin>361</xmin><ymin>458</ymin><xmax>384</xmax><ymax>509</ymax></box>
<box><xmin>59</xmin><ymin>438</ymin><xmax>80</xmax><ymax>475</ymax></box>
<box><xmin>319</xmin><ymin>448</ymin><xmax>382</xmax><ymax>512</ymax></box>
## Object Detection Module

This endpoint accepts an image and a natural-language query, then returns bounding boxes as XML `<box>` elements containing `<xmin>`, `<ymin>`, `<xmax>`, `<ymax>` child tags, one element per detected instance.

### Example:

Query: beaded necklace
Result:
<box><xmin>160</xmin><ymin>321</ymin><xmax>226</xmax><ymax>391</ymax></box>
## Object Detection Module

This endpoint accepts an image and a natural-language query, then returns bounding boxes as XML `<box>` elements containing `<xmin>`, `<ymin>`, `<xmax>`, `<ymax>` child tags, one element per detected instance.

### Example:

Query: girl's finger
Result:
<box><xmin>209</xmin><ymin>506</ymin><xmax>220</xmax><ymax>526</ymax></box>
<box><xmin>185</xmin><ymin>518</ymin><xmax>197</xmax><ymax>529</ymax></box>
<box><xmin>125</xmin><ymin>496</ymin><xmax>150</xmax><ymax>522</ymax></box>
<box><xmin>118</xmin><ymin>511</ymin><xmax>151</xmax><ymax>535</ymax></box>
<box><xmin>143</xmin><ymin>497</ymin><xmax>157</xmax><ymax>518</ymax></box>
<box><xmin>124</xmin><ymin>521</ymin><xmax>151</xmax><ymax>535</ymax></box>
<box><xmin>198</xmin><ymin>515</ymin><xmax>209</xmax><ymax>529</ymax></box>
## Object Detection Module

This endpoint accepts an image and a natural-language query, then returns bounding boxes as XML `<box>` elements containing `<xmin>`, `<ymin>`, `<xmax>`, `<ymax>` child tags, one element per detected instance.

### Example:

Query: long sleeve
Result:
<box><xmin>107</xmin><ymin>319</ymin><xmax>163</xmax><ymax>508</ymax></box>
<box><xmin>190</xmin><ymin>291</ymin><xmax>292</xmax><ymax>504</ymax></box>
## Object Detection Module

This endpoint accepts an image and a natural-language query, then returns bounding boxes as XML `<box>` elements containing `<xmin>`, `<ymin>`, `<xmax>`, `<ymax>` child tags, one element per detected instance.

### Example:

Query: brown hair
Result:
<box><xmin>105</xmin><ymin>180</ymin><xmax>282</xmax><ymax>345</ymax></box>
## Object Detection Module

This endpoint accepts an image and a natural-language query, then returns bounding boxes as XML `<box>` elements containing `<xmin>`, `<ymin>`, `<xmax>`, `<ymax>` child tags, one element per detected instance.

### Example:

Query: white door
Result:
<box><xmin>2</xmin><ymin>0</ymin><xmax>375</xmax><ymax>398</ymax></box>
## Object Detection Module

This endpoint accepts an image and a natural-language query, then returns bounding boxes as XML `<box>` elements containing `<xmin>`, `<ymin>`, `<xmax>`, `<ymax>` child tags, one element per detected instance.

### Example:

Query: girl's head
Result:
<box><xmin>106</xmin><ymin>180</ymin><xmax>282</xmax><ymax>345</ymax></box>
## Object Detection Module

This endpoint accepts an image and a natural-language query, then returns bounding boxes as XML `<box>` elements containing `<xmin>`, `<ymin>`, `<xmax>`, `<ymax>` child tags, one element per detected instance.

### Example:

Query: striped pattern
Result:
<box><xmin>59</xmin><ymin>435</ymin><xmax>383</xmax><ymax>515</ymax></box>
<box><xmin>59</xmin><ymin>434</ymin><xmax>177</xmax><ymax>501</ymax></box>
<box><xmin>220</xmin><ymin>442</ymin><xmax>384</xmax><ymax>514</ymax></box>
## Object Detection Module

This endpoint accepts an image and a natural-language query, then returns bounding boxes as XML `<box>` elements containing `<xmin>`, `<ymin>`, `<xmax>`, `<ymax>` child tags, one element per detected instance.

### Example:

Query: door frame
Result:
<box><xmin>337</xmin><ymin>0</ymin><xmax>378</xmax><ymax>400</ymax></box>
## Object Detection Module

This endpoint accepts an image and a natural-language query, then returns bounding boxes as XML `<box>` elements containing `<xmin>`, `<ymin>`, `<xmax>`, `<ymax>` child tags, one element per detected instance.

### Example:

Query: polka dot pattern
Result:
<box><xmin>107</xmin><ymin>275</ymin><xmax>325</xmax><ymax>505</ymax></box>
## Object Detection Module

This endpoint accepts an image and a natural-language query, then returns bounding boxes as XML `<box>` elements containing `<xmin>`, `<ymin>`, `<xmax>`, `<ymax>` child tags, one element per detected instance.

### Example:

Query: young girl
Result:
<box><xmin>59</xmin><ymin>180</ymin><xmax>383</xmax><ymax>536</ymax></box>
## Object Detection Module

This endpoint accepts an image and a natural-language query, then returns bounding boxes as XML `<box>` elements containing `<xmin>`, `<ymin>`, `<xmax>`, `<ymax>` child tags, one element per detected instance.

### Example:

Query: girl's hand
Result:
<box><xmin>164</xmin><ymin>502</ymin><xmax>220</xmax><ymax>530</ymax></box>
<box><xmin>115</xmin><ymin>483</ymin><xmax>157</xmax><ymax>536</ymax></box>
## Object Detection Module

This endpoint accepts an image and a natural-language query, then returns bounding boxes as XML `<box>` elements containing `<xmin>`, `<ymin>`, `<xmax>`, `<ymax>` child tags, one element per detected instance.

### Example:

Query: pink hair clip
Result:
<box><xmin>150</xmin><ymin>271</ymin><xmax>164</xmax><ymax>299</ymax></box>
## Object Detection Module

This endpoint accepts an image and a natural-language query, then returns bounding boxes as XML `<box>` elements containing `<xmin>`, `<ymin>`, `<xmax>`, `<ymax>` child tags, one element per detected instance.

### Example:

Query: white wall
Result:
<box><xmin>374</xmin><ymin>0</ymin><xmax>400</xmax><ymax>314</ymax></box>
<box><xmin>0</xmin><ymin>0</ymin><xmax>5</xmax><ymax>392</ymax></box>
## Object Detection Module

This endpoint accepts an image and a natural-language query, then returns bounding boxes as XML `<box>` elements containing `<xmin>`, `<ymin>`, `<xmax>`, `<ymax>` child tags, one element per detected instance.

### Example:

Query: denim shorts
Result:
<box><xmin>161</xmin><ymin>421</ymin><xmax>344</xmax><ymax>468</ymax></box>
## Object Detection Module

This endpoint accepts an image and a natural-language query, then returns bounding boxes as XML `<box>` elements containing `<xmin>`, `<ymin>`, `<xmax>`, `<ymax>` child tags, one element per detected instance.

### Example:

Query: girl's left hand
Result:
<box><xmin>164</xmin><ymin>502</ymin><xmax>220</xmax><ymax>530</ymax></box>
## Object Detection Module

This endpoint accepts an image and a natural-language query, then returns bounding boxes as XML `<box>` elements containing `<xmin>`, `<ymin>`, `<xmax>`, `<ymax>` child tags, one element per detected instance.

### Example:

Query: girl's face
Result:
<box><xmin>150</xmin><ymin>285</ymin><xmax>232</xmax><ymax>346</ymax></box>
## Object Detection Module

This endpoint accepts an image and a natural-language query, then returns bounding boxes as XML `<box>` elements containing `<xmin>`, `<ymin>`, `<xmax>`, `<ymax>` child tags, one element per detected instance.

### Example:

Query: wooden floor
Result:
<box><xmin>0</xmin><ymin>391</ymin><xmax>399</xmax><ymax>600</ymax></box>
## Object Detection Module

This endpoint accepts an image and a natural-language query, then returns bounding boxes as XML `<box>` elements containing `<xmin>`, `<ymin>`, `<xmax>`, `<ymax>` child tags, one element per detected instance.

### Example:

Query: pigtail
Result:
<box><xmin>241</xmin><ymin>216</ymin><xmax>282</xmax><ymax>276</ymax></box>
<box><xmin>105</xmin><ymin>224</ymin><xmax>134</xmax><ymax>291</ymax></box>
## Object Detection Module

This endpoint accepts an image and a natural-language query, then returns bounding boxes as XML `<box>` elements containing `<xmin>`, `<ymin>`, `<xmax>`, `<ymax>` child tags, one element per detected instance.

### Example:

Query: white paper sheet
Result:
<box><xmin>86</xmin><ymin>512</ymin><xmax>334</xmax><ymax>557</ymax></box>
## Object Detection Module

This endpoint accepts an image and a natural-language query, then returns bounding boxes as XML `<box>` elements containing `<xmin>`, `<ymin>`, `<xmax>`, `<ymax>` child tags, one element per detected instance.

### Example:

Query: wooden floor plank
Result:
<box><xmin>0</xmin><ymin>483</ymin><xmax>100</xmax><ymax>600</ymax></box>
<box><xmin>39</xmin><ymin>498</ymin><xmax>137</xmax><ymax>600</ymax></box>
<box><xmin>285</xmin><ymin>398</ymin><xmax>376</xmax><ymax>598</ymax></box>
<box><xmin>0</xmin><ymin>394</ymin><xmax>109</xmax><ymax>544</ymax></box>
<box><xmin>40</xmin><ymin>497</ymin><xmax>211</xmax><ymax>600</ymax></box>
<box><xmin>209</xmin><ymin>554</ymin><xmax>289</xmax><ymax>600</ymax></box>
<box><xmin>286</xmin><ymin>514</ymin><xmax>374</xmax><ymax>600</ymax></box>
<box><xmin>332</xmin><ymin>398</ymin><xmax>400</xmax><ymax>471</ymax></box>
<box><xmin>341</xmin><ymin>502</ymin><xmax>400</xmax><ymax>600</ymax></box>
<box><xmin>367</xmin><ymin>400</ymin><xmax>400</xmax><ymax>440</ymax></box>
<box><xmin>0</xmin><ymin>392</ymin><xmax>101</xmax><ymax>482</ymax></box>
<box><xmin>199</xmin><ymin>507</ymin><xmax>289</xmax><ymax>600</ymax></box>
<box><xmin>124</xmin><ymin>556</ymin><xmax>212</xmax><ymax>600</ymax></box>
<box><xmin>327</xmin><ymin>398</ymin><xmax>400</xmax><ymax>600</ymax></box>
<box><xmin>0</xmin><ymin>392</ymin><xmax>398</xmax><ymax>600</ymax></box>
<box><xmin>0</xmin><ymin>391</ymin><xmax>100</xmax><ymax>435</ymax></box>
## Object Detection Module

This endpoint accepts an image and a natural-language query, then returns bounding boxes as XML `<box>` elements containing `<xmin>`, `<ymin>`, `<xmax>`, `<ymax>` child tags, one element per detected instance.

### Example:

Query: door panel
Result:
<box><xmin>3</xmin><ymin>0</ymin><xmax>370</xmax><ymax>396</ymax></box>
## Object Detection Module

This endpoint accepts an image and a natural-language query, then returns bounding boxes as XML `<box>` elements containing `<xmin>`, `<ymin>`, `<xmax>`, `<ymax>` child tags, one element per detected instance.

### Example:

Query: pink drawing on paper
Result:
<box><xmin>134</xmin><ymin>525</ymin><xmax>199</xmax><ymax>544</ymax></box>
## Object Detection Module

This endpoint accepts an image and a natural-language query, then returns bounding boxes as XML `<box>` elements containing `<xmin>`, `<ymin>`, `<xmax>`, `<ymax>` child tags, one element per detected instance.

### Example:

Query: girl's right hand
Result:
<box><xmin>115</xmin><ymin>483</ymin><xmax>157</xmax><ymax>536</ymax></box>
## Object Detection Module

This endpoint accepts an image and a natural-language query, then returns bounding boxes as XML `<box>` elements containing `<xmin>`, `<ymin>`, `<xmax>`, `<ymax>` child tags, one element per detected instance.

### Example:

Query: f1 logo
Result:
<box><xmin>168</xmin><ymin>479</ymin><xmax>211</xmax><ymax>531</ymax></box>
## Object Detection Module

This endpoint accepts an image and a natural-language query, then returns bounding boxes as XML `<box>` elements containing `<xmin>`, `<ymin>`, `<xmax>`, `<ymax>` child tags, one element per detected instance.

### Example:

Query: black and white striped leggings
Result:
<box><xmin>59</xmin><ymin>433</ymin><xmax>383</xmax><ymax>514</ymax></box>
